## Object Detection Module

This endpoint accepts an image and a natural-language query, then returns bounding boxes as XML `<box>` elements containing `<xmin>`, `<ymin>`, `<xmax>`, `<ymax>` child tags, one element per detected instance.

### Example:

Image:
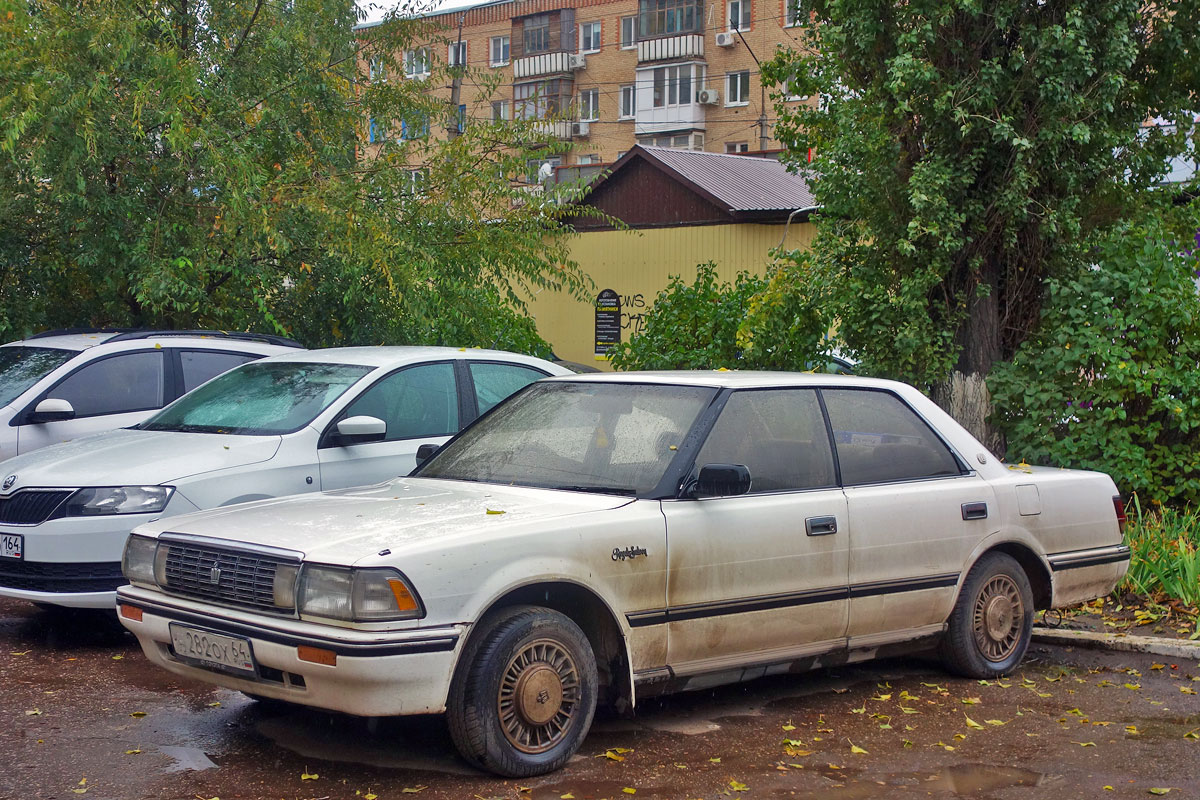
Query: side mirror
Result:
<box><xmin>29</xmin><ymin>398</ymin><xmax>75</xmax><ymax>424</ymax></box>
<box><xmin>415</xmin><ymin>442</ymin><xmax>440</xmax><ymax>467</ymax></box>
<box><xmin>333</xmin><ymin>415</ymin><xmax>386</xmax><ymax>445</ymax></box>
<box><xmin>694</xmin><ymin>463</ymin><xmax>752</xmax><ymax>497</ymax></box>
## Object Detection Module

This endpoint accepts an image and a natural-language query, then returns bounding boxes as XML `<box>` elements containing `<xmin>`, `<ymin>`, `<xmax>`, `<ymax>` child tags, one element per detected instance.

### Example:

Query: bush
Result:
<box><xmin>990</xmin><ymin>205</ymin><xmax>1200</xmax><ymax>505</ymax></box>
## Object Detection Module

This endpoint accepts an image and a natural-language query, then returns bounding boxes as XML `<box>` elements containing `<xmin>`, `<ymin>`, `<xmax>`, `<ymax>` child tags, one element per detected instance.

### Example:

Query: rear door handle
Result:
<box><xmin>961</xmin><ymin>502</ymin><xmax>988</xmax><ymax>520</ymax></box>
<box><xmin>805</xmin><ymin>516</ymin><xmax>838</xmax><ymax>536</ymax></box>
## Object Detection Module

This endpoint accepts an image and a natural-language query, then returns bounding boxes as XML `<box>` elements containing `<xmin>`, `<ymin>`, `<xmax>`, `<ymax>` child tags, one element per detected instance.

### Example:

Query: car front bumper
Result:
<box><xmin>116</xmin><ymin>585</ymin><xmax>465</xmax><ymax>717</ymax></box>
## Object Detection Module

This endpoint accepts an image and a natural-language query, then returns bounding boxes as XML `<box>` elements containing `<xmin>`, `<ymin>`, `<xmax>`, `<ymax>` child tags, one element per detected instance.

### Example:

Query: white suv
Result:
<box><xmin>0</xmin><ymin>329</ymin><xmax>303</xmax><ymax>461</ymax></box>
<box><xmin>0</xmin><ymin>346</ymin><xmax>570</xmax><ymax>609</ymax></box>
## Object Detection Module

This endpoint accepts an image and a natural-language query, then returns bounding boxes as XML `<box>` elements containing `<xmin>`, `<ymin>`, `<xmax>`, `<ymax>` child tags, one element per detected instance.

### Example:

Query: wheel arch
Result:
<box><xmin>980</xmin><ymin>541</ymin><xmax>1052</xmax><ymax>610</ymax></box>
<box><xmin>458</xmin><ymin>580</ymin><xmax>633</xmax><ymax>711</ymax></box>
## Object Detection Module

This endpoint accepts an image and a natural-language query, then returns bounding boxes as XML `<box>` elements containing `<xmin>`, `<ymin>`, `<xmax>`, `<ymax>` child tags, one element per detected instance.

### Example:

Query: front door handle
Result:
<box><xmin>806</xmin><ymin>516</ymin><xmax>838</xmax><ymax>536</ymax></box>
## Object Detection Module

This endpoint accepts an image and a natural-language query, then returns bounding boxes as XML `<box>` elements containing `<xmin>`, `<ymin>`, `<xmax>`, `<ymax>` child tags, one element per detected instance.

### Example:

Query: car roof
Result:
<box><xmin>1</xmin><ymin>333</ymin><xmax>117</xmax><ymax>352</ymax></box>
<box><xmin>3</xmin><ymin>331</ymin><xmax>300</xmax><ymax>354</ymax></box>
<box><xmin>253</xmin><ymin>346</ymin><xmax>564</xmax><ymax>370</ymax></box>
<box><xmin>542</xmin><ymin>369</ymin><xmax>906</xmax><ymax>391</ymax></box>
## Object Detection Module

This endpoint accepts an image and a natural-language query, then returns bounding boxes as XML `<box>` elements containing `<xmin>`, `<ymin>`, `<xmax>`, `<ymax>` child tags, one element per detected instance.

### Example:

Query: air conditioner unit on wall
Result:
<box><xmin>568</xmin><ymin>53</ymin><xmax>587</xmax><ymax>70</ymax></box>
<box><xmin>572</xmin><ymin>121</ymin><xmax>591</xmax><ymax>137</ymax></box>
<box><xmin>697</xmin><ymin>88</ymin><xmax>719</xmax><ymax>105</ymax></box>
<box><xmin>715</xmin><ymin>31</ymin><xmax>736</xmax><ymax>47</ymax></box>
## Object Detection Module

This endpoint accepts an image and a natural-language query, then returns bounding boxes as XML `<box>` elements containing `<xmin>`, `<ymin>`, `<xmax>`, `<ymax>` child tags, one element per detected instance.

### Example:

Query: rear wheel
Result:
<box><xmin>940</xmin><ymin>552</ymin><xmax>1033</xmax><ymax>678</ymax></box>
<box><xmin>447</xmin><ymin>605</ymin><xmax>597</xmax><ymax>777</ymax></box>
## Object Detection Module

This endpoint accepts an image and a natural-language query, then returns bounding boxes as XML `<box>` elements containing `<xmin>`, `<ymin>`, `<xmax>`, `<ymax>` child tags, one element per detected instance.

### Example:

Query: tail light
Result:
<box><xmin>1113</xmin><ymin>495</ymin><xmax>1127</xmax><ymax>532</ymax></box>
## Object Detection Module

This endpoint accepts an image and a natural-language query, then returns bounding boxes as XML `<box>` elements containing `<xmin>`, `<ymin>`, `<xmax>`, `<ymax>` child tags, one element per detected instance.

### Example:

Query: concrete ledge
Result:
<box><xmin>1032</xmin><ymin>626</ymin><xmax>1200</xmax><ymax>661</ymax></box>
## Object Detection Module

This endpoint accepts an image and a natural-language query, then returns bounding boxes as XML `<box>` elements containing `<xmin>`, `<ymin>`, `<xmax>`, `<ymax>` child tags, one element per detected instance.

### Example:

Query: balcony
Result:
<box><xmin>532</xmin><ymin>120</ymin><xmax>574</xmax><ymax>141</ymax></box>
<box><xmin>637</xmin><ymin>34</ymin><xmax>704</xmax><ymax>63</ymax></box>
<box><xmin>514</xmin><ymin>51</ymin><xmax>585</xmax><ymax>79</ymax></box>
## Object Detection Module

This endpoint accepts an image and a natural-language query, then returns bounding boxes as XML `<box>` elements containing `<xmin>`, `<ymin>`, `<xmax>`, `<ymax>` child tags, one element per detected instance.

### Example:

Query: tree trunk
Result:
<box><xmin>933</xmin><ymin>257</ymin><xmax>1006</xmax><ymax>457</ymax></box>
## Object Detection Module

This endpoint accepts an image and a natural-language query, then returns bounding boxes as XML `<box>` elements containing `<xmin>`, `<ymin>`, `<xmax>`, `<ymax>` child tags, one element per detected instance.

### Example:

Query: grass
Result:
<box><xmin>1120</xmin><ymin>496</ymin><xmax>1200</xmax><ymax>628</ymax></box>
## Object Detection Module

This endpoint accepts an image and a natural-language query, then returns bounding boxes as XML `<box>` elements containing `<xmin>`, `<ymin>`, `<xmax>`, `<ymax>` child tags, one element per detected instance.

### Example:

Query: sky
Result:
<box><xmin>358</xmin><ymin>0</ymin><xmax>482</xmax><ymax>25</ymax></box>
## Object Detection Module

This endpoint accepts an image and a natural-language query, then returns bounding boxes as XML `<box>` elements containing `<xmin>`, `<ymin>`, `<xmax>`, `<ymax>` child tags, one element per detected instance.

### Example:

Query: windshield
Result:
<box><xmin>0</xmin><ymin>346</ymin><xmax>75</xmax><ymax>406</ymax></box>
<box><xmin>417</xmin><ymin>381</ymin><xmax>717</xmax><ymax>495</ymax></box>
<box><xmin>140</xmin><ymin>361</ymin><xmax>372</xmax><ymax>435</ymax></box>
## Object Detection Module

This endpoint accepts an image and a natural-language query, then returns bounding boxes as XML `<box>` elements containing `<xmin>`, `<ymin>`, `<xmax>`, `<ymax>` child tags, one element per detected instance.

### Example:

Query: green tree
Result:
<box><xmin>0</xmin><ymin>0</ymin><xmax>586</xmax><ymax>349</ymax></box>
<box><xmin>761</xmin><ymin>0</ymin><xmax>1200</xmax><ymax>450</ymax></box>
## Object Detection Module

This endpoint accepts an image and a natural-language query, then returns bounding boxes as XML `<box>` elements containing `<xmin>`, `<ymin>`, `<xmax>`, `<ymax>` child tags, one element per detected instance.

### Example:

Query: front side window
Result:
<box><xmin>338</xmin><ymin>362</ymin><xmax>458</xmax><ymax>441</ymax></box>
<box><xmin>524</xmin><ymin>15</ymin><xmax>551</xmax><ymax>54</ymax></box>
<box><xmin>638</xmin><ymin>0</ymin><xmax>701</xmax><ymax>38</ymax></box>
<box><xmin>0</xmin><ymin>346</ymin><xmax>74</xmax><ymax>407</ymax></box>
<box><xmin>580</xmin><ymin>21</ymin><xmax>601</xmax><ymax>52</ymax></box>
<box><xmin>404</xmin><ymin>47</ymin><xmax>430</xmax><ymax>78</ymax></box>
<box><xmin>140</xmin><ymin>362</ymin><xmax>371</xmax><ymax>435</ymax></box>
<box><xmin>418</xmin><ymin>381</ymin><xmax>717</xmax><ymax>496</ymax></box>
<box><xmin>620</xmin><ymin>16</ymin><xmax>637</xmax><ymax>48</ymax></box>
<box><xmin>579</xmin><ymin>88</ymin><xmax>600</xmax><ymax>121</ymax></box>
<box><xmin>620</xmin><ymin>84</ymin><xmax>636</xmax><ymax>118</ymax></box>
<box><xmin>490</xmin><ymin>35</ymin><xmax>510</xmax><ymax>65</ymax></box>
<box><xmin>823</xmin><ymin>388</ymin><xmax>963</xmax><ymax>485</ymax></box>
<box><xmin>47</xmin><ymin>351</ymin><xmax>165</xmax><ymax>418</ymax></box>
<box><xmin>694</xmin><ymin>389</ymin><xmax>836</xmax><ymax>493</ymax></box>
<box><xmin>727</xmin><ymin>0</ymin><xmax>750</xmax><ymax>30</ymax></box>
<box><xmin>726</xmin><ymin>70</ymin><xmax>751</xmax><ymax>104</ymax></box>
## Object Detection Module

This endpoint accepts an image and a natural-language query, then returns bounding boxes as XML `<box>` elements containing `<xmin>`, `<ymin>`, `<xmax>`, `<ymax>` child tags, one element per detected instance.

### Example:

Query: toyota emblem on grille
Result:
<box><xmin>208</xmin><ymin>566</ymin><xmax>222</xmax><ymax>584</ymax></box>
<box><xmin>2</xmin><ymin>475</ymin><xmax>15</xmax><ymax>491</ymax></box>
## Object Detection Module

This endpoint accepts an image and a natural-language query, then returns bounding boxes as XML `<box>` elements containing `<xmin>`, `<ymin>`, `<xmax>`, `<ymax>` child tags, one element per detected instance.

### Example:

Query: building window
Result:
<box><xmin>523</xmin><ymin>15</ymin><xmax>551</xmax><ymax>54</ymax></box>
<box><xmin>492</xmin><ymin>99</ymin><xmax>510</xmax><ymax>121</ymax></box>
<box><xmin>619</xmin><ymin>84</ymin><xmax>636</xmax><ymax>119</ymax></box>
<box><xmin>515</xmin><ymin>79</ymin><xmax>572</xmax><ymax>120</ymax></box>
<box><xmin>490</xmin><ymin>35</ymin><xmax>510</xmax><ymax>65</ymax></box>
<box><xmin>620</xmin><ymin>16</ymin><xmax>637</xmax><ymax>48</ymax></box>
<box><xmin>580</xmin><ymin>21</ymin><xmax>601</xmax><ymax>53</ymax></box>
<box><xmin>726</xmin><ymin>141</ymin><xmax>749</xmax><ymax>153</ymax></box>
<box><xmin>579</xmin><ymin>88</ymin><xmax>600</xmax><ymax>121</ymax></box>
<box><xmin>368</xmin><ymin>56</ymin><xmax>385</xmax><ymax>82</ymax></box>
<box><xmin>400</xmin><ymin>114</ymin><xmax>430</xmax><ymax>140</ymax></box>
<box><xmin>727</xmin><ymin>0</ymin><xmax>751</xmax><ymax>30</ymax></box>
<box><xmin>448</xmin><ymin>41</ymin><xmax>467</xmax><ymax>67</ymax></box>
<box><xmin>368</xmin><ymin>117</ymin><xmax>380</xmax><ymax>144</ymax></box>
<box><xmin>726</xmin><ymin>70</ymin><xmax>751</xmax><ymax>105</ymax></box>
<box><xmin>403</xmin><ymin>169</ymin><xmax>429</xmax><ymax>197</ymax></box>
<box><xmin>645</xmin><ymin>132</ymin><xmax>703</xmax><ymax>150</ymax></box>
<box><xmin>577</xmin><ymin>154</ymin><xmax>602</xmax><ymax>165</ymax></box>
<box><xmin>785</xmin><ymin>0</ymin><xmax>803</xmax><ymax>26</ymax></box>
<box><xmin>527</xmin><ymin>156</ymin><xmax>562</xmax><ymax>183</ymax></box>
<box><xmin>404</xmin><ymin>47</ymin><xmax>430</xmax><ymax>79</ymax></box>
<box><xmin>457</xmin><ymin>103</ymin><xmax>467</xmax><ymax>132</ymax></box>
<box><xmin>638</xmin><ymin>0</ymin><xmax>701</xmax><ymax>39</ymax></box>
<box><xmin>653</xmin><ymin>64</ymin><xmax>693</xmax><ymax>107</ymax></box>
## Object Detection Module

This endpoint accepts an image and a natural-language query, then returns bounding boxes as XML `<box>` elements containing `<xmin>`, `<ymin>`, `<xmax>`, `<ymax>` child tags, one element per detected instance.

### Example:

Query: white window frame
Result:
<box><xmin>577</xmin><ymin>154</ymin><xmax>602</xmax><ymax>165</ymax></box>
<box><xmin>368</xmin><ymin>56</ymin><xmax>385</xmax><ymax>82</ymax></box>
<box><xmin>580</xmin><ymin>21</ymin><xmax>602</xmax><ymax>53</ymax></box>
<box><xmin>653</xmin><ymin>64</ymin><xmax>694</xmax><ymax>108</ymax></box>
<box><xmin>579</xmin><ymin>88</ymin><xmax>600</xmax><ymax>121</ymax></box>
<box><xmin>619</xmin><ymin>84</ymin><xmax>636</xmax><ymax>119</ymax></box>
<box><xmin>727</xmin><ymin>0</ymin><xmax>751</xmax><ymax>31</ymax></box>
<box><xmin>725</xmin><ymin>141</ymin><xmax>749</xmax><ymax>153</ymax></box>
<box><xmin>448</xmin><ymin>41</ymin><xmax>467</xmax><ymax>68</ymax></box>
<box><xmin>784</xmin><ymin>0</ymin><xmax>803</xmax><ymax>27</ymax></box>
<box><xmin>620</xmin><ymin>16</ymin><xmax>636</xmax><ymax>49</ymax></box>
<box><xmin>726</xmin><ymin>70</ymin><xmax>751</xmax><ymax>106</ymax></box>
<box><xmin>492</xmin><ymin>99</ymin><xmax>510</xmax><ymax>121</ymax></box>
<box><xmin>404</xmin><ymin>47</ymin><xmax>430</xmax><ymax>79</ymax></box>
<box><xmin>490</xmin><ymin>35</ymin><xmax>510</xmax><ymax>66</ymax></box>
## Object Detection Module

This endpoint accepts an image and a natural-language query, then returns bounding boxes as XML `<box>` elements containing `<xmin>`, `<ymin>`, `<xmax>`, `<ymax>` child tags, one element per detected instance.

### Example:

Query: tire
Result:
<box><xmin>940</xmin><ymin>552</ymin><xmax>1034</xmax><ymax>679</ymax></box>
<box><xmin>447</xmin><ymin>605</ymin><xmax>598</xmax><ymax>777</ymax></box>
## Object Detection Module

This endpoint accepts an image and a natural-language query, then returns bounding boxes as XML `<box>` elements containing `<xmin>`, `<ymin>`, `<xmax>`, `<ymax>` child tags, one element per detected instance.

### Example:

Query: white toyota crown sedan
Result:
<box><xmin>116</xmin><ymin>372</ymin><xmax>1129</xmax><ymax>777</ymax></box>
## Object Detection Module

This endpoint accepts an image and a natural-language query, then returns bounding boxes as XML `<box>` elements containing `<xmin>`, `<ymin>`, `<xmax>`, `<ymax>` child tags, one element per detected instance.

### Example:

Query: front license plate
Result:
<box><xmin>169</xmin><ymin>623</ymin><xmax>255</xmax><ymax>674</ymax></box>
<box><xmin>0</xmin><ymin>533</ymin><xmax>22</xmax><ymax>560</ymax></box>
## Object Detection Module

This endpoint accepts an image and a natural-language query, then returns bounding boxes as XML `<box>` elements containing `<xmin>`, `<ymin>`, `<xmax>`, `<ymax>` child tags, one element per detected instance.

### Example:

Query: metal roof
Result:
<box><xmin>635</xmin><ymin>146</ymin><xmax>815</xmax><ymax>213</ymax></box>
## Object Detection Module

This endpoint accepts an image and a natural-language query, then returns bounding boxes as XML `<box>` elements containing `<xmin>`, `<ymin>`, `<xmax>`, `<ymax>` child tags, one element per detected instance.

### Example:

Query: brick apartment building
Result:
<box><xmin>357</xmin><ymin>0</ymin><xmax>808</xmax><ymax>169</ymax></box>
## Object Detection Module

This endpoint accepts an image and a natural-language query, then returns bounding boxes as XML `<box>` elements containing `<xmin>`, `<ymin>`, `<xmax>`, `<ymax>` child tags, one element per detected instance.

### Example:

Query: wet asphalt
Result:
<box><xmin>1</xmin><ymin>598</ymin><xmax>1198</xmax><ymax>800</ymax></box>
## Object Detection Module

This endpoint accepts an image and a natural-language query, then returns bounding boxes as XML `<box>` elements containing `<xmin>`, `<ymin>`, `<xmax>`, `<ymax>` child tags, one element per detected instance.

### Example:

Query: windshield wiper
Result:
<box><xmin>550</xmin><ymin>485</ymin><xmax>637</xmax><ymax>496</ymax></box>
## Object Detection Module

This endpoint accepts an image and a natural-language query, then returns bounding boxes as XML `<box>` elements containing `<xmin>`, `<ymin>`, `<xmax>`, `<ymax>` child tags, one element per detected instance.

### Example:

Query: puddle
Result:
<box><xmin>779</xmin><ymin>764</ymin><xmax>1047</xmax><ymax>798</ymax></box>
<box><xmin>159</xmin><ymin>745</ymin><xmax>218</xmax><ymax>772</ymax></box>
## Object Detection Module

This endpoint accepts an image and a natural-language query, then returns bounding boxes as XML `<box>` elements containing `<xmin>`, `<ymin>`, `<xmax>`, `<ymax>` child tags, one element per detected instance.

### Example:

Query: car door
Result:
<box><xmin>317</xmin><ymin>361</ymin><xmax>462</xmax><ymax>490</ymax></box>
<box><xmin>15</xmin><ymin>350</ymin><xmax>167</xmax><ymax>454</ymax></box>
<box><xmin>658</xmin><ymin>388</ymin><xmax>849</xmax><ymax>677</ymax></box>
<box><xmin>821</xmin><ymin>388</ymin><xmax>996</xmax><ymax>643</ymax></box>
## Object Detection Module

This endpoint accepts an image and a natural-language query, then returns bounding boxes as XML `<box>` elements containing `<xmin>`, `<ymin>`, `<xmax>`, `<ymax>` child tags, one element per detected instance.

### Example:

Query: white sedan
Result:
<box><xmin>116</xmin><ymin>372</ymin><xmax>1128</xmax><ymax>776</ymax></box>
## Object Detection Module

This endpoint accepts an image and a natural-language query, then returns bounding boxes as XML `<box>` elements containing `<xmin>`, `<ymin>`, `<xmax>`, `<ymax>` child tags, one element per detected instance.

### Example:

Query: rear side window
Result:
<box><xmin>469</xmin><ymin>362</ymin><xmax>548</xmax><ymax>415</ymax></box>
<box><xmin>822</xmin><ymin>388</ymin><xmax>962</xmax><ymax>485</ymax></box>
<box><xmin>180</xmin><ymin>351</ymin><xmax>259</xmax><ymax>393</ymax></box>
<box><xmin>47</xmin><ymin>352</ymin><xmax>165</xmax><ymax>417</ymax></box>
<box><xmin>694</xmin><ymin>389</ymin><xmax>836</xmax><ymax>493</ymax></box>
<box><xmin>339</xmin><ymin>362</ymin><xmax>459</xmax><ymax>440</ymax></box>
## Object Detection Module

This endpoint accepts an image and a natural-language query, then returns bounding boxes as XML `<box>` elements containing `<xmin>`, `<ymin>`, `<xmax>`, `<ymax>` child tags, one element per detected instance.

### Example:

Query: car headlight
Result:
<box><xmin>122</xmin><ymin>534</ymin><xmax>160</xmax><ymax>588</ymax></box>
<box><xmin>296</xmin><ymin>565</ymin><xmax>424</xmax><ymax>622</ymax></box>
<box><xmin>63</xmin><ymin>486</ymin><xmax>173</xmax><ymax>516</ymax></box>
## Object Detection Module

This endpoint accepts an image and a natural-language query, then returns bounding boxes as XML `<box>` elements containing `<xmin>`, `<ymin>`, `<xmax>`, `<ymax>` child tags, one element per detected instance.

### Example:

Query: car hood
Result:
<box><xmin>139</xmin><ymin>478</ymin><xmax>635</xmax><ymax>563</ymax></box>
<box><xmin>0</xmin><ymin>428</ymin><xmax>282</xmax><ymax>489</ymax></box>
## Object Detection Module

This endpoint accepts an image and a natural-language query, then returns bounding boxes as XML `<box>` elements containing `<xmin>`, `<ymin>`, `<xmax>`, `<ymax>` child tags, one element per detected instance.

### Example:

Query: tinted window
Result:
<box><xmin>694</xmin><ymin>389</ymin><xmax>836</xmax><ymax>492</ymax></box>
<box><xmin>469</xmin><ymin>362</ymin><xmax>547</xmax><ymax>415</ymax></box>
<box><xmin>181</xmin><ymin>351</ymin><xmax>259</xmax><ymax>393</ymax></box>
<box><xmin>47</xmin><ymin>352</ymin><xmax>165</xmax><ymax>417</ymax></box>
<box><xmin>0</xmin><ymin>346</ymin><xmax>75</xmax><ymax>406</ymax></box>
<box><xmin>823</xmin><ymin>389</ymin><xmax>962</xmax><ymax>485</ymax></box>
<box><xmin>340</xmin><ymin>362</ymin><xmax>459</xmax><ymax>440</ymax></box>
<box><xmin>141</xmin><ymin>362</ymin><xmax>370</xmax><ymax>435</ymax></box>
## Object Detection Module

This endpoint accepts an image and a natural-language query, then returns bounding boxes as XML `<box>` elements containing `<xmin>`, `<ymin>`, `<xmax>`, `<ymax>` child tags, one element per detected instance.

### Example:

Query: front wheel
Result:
<box><xmin>447</xmin><ymin>605</ymin><xmax>598</xmax><ymax>777</ymax></box>
<box><xmin>940</xmin><ymin>552</ymin><xmax>1034</xmax><ymax>678</ymax></box>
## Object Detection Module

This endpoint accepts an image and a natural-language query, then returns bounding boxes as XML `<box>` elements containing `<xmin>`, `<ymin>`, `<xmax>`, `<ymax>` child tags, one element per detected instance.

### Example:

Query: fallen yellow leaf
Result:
<box><xmin>729</xmin><ymin>780</ymin><xmax>749</xmax><ymax>792</ymax></box>
<box><xmin>401</xmin><ymin>787</ymin><xmax>427</xmax><ymax>794</ymax></box>
<box><xmin>301</xmin><ymin>771</ymin><xmax>319</xmax><ymax>781</ymax></box>
<box><xmin>1073</xmin><ymin>741</ymin><xmax>1096</xmax><ymax>747</ymax></box>
<box><xmin>965</xmin><ymin>716</ymin><xmax>984</xmax><ymax>730</ymax></box>
<box><xmin>623</xmin><ymin>789</ymin><xmax>636</xmax><ymax>795</ymax></box>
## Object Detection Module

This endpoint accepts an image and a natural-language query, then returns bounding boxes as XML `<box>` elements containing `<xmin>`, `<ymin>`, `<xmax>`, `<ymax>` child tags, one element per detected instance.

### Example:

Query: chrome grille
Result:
<box><xmin>161</xmin><ymin>542</ymin><xmax>293</xmax><ymax>612</ymax></box>
<box><xmin>0</xmin><ymin>490</ymin><xmax>74</xmax><ymax>525</ymax></box>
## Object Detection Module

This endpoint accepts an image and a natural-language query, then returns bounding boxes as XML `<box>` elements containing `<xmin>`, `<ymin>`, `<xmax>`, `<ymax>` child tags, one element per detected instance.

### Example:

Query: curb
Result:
<box><xmin>1032</xmin><ymin>626</ymin><xmax>1200</xmax><ymax>661</ymax></box>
